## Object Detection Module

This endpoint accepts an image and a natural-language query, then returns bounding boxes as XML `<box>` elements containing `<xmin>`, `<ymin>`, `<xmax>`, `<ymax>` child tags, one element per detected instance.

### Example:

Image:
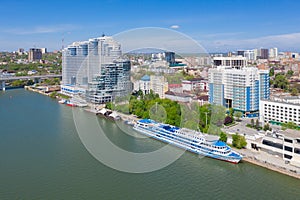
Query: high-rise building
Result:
<box><xmin>237</xmin><ymin>50</ymin><xmax>245</xmax><ymax>56</ymax></box>
<box><xmin>244</xmin><ymin>50</ymin><xmax>255</xmax><ymax>60</ymax></box>
<box><xmin>269</xmin><ymin>47</ymin><xmax>278</xmax><ymax>59</ymax></box>
<box><xmin>85</xmin><ymin>60</ymin><xmax>132</xmax><ymax>104</ymax></box>
<box><xmin>62</xmin><ymin>36</ymin><xmax>131</xmax><ymax>104</ymax></box>
<box><xmin>164</xmin><ymin>51</ymin><xmax>175</xmax><ymax>65</ymax></box>
<box><xmin>62</xmin><ymin>36</ymin><xmax>122</xmax><ymax>86</ymax></box>
<box><xmin>208</xmin><ymin>66</ymin><xmax>269</xmax><ymax>117</ymax></box>
<box><xmin>28</xmin><ymin>48</ymin><xmax>42</xmax><ymax>62</ymax></box>
<box><xmin>40</xmin><ymin>48</ymin><xmax>47</xmax><ymax>54</ymax></box>
<box><xmin>213</xmin><ymin>56</ymin><xmax>247</xmax><ymax>69</ymax></box>
<box><xmin>259</xmin><ymin>48</ymin><xmax>269</xmax><ymax>59</ymax></box>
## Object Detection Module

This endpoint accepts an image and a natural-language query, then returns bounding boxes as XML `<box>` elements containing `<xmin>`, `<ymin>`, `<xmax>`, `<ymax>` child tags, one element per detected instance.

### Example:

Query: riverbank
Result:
<box><xmin>237</xmin><ymin>148</ymin><xmax>300</xmax><ymax>179</ymax></box>
<box><xmin>23</xmin><ymin>88</ymin><xmax>300</xmax><ymax>179</ymax></box>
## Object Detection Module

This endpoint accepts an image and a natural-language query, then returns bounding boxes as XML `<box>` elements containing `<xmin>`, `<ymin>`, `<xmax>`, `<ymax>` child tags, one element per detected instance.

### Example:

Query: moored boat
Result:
<box><xmin>133</xmin><ymin>119</ymin><xmax>242</xmax><ymax>164</ymax></box>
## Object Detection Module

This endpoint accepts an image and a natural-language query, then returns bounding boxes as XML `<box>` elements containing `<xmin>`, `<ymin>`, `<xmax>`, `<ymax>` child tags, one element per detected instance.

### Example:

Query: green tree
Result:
<box><xmin>207</xmin><ymin>105</ymin><xmax>226</xmax><ymax>135</ymax></box>
<box><xmin>251</xmin><ymin>118</ymin><xmax>254</xmax><ymax>127</ymax></box>
<box><xmin>219</xmin><ymin>132</ymin><xmax>227</xmax><ymax>143</ymax></box>
<box><xmin>269</xmin><ymin>67</ymin><xmax>274</xmax><ymax>77</ymax></box>
<box><xmin>273</xmin><ymin>74</ymin><xmax>289</xmax><ymax>90</ymax></box>
<box><xmin>291</xmin><ymin>88</ymin><xmax>299</xmax><ymax>96</ymax></box>
<box><xmin>49</xmin><ymin>91</ymin><xmax>57</xmax><ymax>98</ymax></box>
<box><xmin>287</xmin><ymin>70</ymin><xmax>294</xmax><ymax>78</ymax></box>
<box><xmin>229</xmin><ymin>108</ymin><xmax>234</xmax><ymax>118</ymax></box>
<box><xmin>255</xmin><ymin>119</ymin><xmax>260</xmax><ymax>129</ymax></box>
<box><xmin>234</xmin><ymin>111</ymin><xmax>243</xmax><ymax>121</ymax></box>
<box><xmin>232</xmin><ymin>134</ymin><xmax>247</xmax><ymax>149</ymax></box>
<box><xmin>263</xmin><ymin>123</ymin><xmax>271</xmax><ymax>131</ymax></box>
<box><xmin>282</xmin><ymin>121</ymin><xmax>299</xmax><ymax>130</ymax></box>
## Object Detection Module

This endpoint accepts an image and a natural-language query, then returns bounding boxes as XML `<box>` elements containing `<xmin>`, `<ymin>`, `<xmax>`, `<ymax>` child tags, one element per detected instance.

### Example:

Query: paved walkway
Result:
<box><xmin>237</xmin><ymin>148</ymin><xmax>300</xmax><ymax>179</ymax></box>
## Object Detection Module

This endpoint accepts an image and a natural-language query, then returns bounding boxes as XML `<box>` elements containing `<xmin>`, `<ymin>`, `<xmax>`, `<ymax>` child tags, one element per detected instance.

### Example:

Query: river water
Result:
<box><xmin>0</xmin><ymin>89</ymin><xmax>299</xmax><ymax>199</ymax></box>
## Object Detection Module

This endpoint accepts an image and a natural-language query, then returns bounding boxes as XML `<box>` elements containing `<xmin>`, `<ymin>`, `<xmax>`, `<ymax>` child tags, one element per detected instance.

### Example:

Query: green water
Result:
<box><xmin>0</xmin><ymin>89</ymin><xmax>299</xmax><ymax>199</ymax></box>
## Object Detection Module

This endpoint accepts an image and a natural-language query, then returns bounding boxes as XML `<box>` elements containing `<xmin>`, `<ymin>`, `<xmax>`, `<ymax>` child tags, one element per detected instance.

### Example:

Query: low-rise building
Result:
<box><xmin>249</xmin><ymin>130</ymin><xmax>300</xmax><ymax>166</ymax></box>
<box><xmin>259</xmin><ymin>97</ymin><xmax>300</xmax><ymax>127</ymax></box>
<box><xmin>182</xmin><ymin>78</ymin><xmax>208</xmax><ymax>92</ymax></box>
<box><xmin>61</xmin><ymin>84</ymin><xmax>85</xmax><ymax>97</ymax></box>
<box><xmin>165</xmin><ymin>91</ymin><xmax>191</xmax><ymax>103</ymax></box>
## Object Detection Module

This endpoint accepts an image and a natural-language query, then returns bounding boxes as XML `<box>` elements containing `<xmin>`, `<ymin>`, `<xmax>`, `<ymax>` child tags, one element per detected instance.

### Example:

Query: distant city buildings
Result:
<box><xmin>208</xmin><ymin>66</ymin><xmax>270</xmax><ymax>117</ymax></box>
<box><xmin>28</xmin><ymin>48</ymin><xmax>42</xmax><ymax>62</ymax></box>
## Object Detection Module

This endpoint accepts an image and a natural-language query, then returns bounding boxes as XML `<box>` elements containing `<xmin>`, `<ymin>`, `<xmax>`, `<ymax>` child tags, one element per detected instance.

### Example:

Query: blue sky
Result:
<box><xmin>1</xmin><ymin>0</ymin><xmax>300</xmax><ymax>52</ymax></box>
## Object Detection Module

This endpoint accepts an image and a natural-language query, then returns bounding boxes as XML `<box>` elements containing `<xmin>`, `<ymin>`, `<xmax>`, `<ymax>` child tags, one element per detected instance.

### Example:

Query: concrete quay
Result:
<box><xmin>237</xmin><ymin>148</ymin><xmax>300</xmax><ymax>179</ymax></box>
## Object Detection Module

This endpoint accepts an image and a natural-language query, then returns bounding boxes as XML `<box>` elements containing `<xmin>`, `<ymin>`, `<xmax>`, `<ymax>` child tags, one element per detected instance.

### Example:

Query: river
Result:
<box><xmin>0</xmin><ymin>89</ymin><xmax>299</xmax><ymax>199</ymax></box>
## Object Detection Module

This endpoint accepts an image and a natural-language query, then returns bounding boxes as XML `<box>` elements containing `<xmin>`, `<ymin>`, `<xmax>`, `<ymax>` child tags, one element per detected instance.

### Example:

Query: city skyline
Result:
<box><xmin>1</xmin><ymin>0</ymin><xmax>300</xmax><ymax>52</ymax></box>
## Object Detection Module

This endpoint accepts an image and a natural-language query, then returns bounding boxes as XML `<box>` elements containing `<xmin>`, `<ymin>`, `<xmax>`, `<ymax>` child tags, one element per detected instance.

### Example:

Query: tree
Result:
<box><xmin>232</xmin><ymin>134</ymin><xmax>247</xmax><ymax>149</ymax></box>
<box><xmin>255</xmin><ymin>119</ymin><xmax>260</xmax><ymax>129</ymax></box>
<box><xmin>251</xmin><ymin>118</ymin><xmax>254</xmax><ymax>127</ymax></box>
<box><xmin>229</xmin><ymin>108</ymin><xmax>234</xmax><ymax>118</ymax></box>
<box><xmin>287</xmin><ymin>70</ymin><xmax>294</xmax><ymax>78</ymax></box>
<box><xmin>234</xmin><ymin>111</ymin><xmax>243</xmax><ymax>121</ymax></box>
<box><xmin>273</xmin><ymin>74</ymin><xmax>289</xmax><ymax>90</ymax></box>
<box><xmin>207</xmin><ymin>105</ymin><xmax>226</xmax><ymax>135</ymax></box>
<box><xmin>263</xmin><ymin>123</ymin><xmax>271</xmax><ymax>131</ymax></box>
<box><xmin>282</xmin><ymin>121</ymin><xmax>299</xmax><ymax>130</ymax></box>
<box><xmin>224</xmin><ymin>116</ymin><xmax>233</xmax><ymax>125</ymax></box>
<box><xmin>219</xmin><ymin>132</ymin><xmax>227</xmax><ymax>143</ymax></box>
<box><xmin>291</xmin><ymin>88</ymin><xmax>299</xmax><ymax>96</ymax></box>
<box><xmin>269</xmin><ymin>67</ymin><xmax>274</xmax><ymax>77</ymax></box>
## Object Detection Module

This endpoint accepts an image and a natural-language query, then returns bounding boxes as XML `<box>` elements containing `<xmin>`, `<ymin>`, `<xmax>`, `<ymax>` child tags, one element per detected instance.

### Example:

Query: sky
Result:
<box><xmin>1</xmin><ymin>0</ymin><xmax>300</xmax><ymax>53</ymax></box>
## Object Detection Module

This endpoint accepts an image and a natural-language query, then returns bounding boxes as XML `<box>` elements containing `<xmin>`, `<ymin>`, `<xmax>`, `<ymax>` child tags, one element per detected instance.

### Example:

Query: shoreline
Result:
<box><xmin>242</xmin><ymin>156</ymin><xmax>300</xmax><ymax>179</ymax></box>
<box><xmin>237</xmin><ymin>149</ymin><xmax>300</xmax><ymax>179</ymax></box>
<box><xmin>21</xmin><ymin>88</ymin><xmax>300</xmax><ymax>179</ymax></box>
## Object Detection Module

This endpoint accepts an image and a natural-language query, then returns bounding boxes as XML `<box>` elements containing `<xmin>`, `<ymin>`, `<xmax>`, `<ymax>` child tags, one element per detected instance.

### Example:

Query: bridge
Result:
<box><xmin>0</xmin><ymin>74</ymin><xmax>62</xmax><ymax>91</ymax></box>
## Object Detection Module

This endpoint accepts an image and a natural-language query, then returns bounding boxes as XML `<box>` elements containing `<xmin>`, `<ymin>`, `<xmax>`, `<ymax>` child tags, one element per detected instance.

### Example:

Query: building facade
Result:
<box><xmin>259</xmin><ymin>97</ymin><xmax>300</xmax><ymax>127</ymax></box>
<box><xmin>85</xmin><ymin>60</ymin><xmax>132</xmax><ymax>104</ymax></box>
<box><xmin>150</xmin><ymin>75</ymin><xmax>168</xmax><ymax>99</ymax></box>
<box><xmin>138</xmin><ymin>75</ymin><xmax>168</xmax><ymax>98</ymax></box>
<box><xmin>62</xmin><ymin>36</ymin><xmax>131</xmax><ymax>104</ymax></box>
<box><xmin>139</xmin><ymin>75</ymin><xmax>150</xmax><ymax>95</ymax></box>
<box><xmin>209</xmin><ymin>66</ymin><xmax>270</xmax><ymax>117</ymax></box>
<box><xmin>62</xmin><ymin>36</ymin><xmax>121</xmax><ymax>86</ymax></box>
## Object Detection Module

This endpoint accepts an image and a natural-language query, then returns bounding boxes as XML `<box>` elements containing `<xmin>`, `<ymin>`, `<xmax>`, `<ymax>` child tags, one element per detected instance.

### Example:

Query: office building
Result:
<box><xmin>28</xmin><ymin>48</ymin><xmax>42</xmax><ymax>62</ymax></box>
<box><xmin>208</xmin><ymin>66</ymin><xmax>270</xmax><ymax>117</ymax></box>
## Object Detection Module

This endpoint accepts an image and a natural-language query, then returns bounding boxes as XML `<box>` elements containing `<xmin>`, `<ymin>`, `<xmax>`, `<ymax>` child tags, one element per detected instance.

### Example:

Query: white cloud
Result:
<box><xmin>170</xmin><ymin>25</ymin><xmax>180</xmax><ymax>29</ymax></box>
<box><xmin>2</xmin><ymin>24</ymin><xmax>79</xmax><ymax>35</ymax></box>
<box><xmin>202</xmin><ymin>32</ymin><xmax>300</xmax><ymax>52</ymax></box>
